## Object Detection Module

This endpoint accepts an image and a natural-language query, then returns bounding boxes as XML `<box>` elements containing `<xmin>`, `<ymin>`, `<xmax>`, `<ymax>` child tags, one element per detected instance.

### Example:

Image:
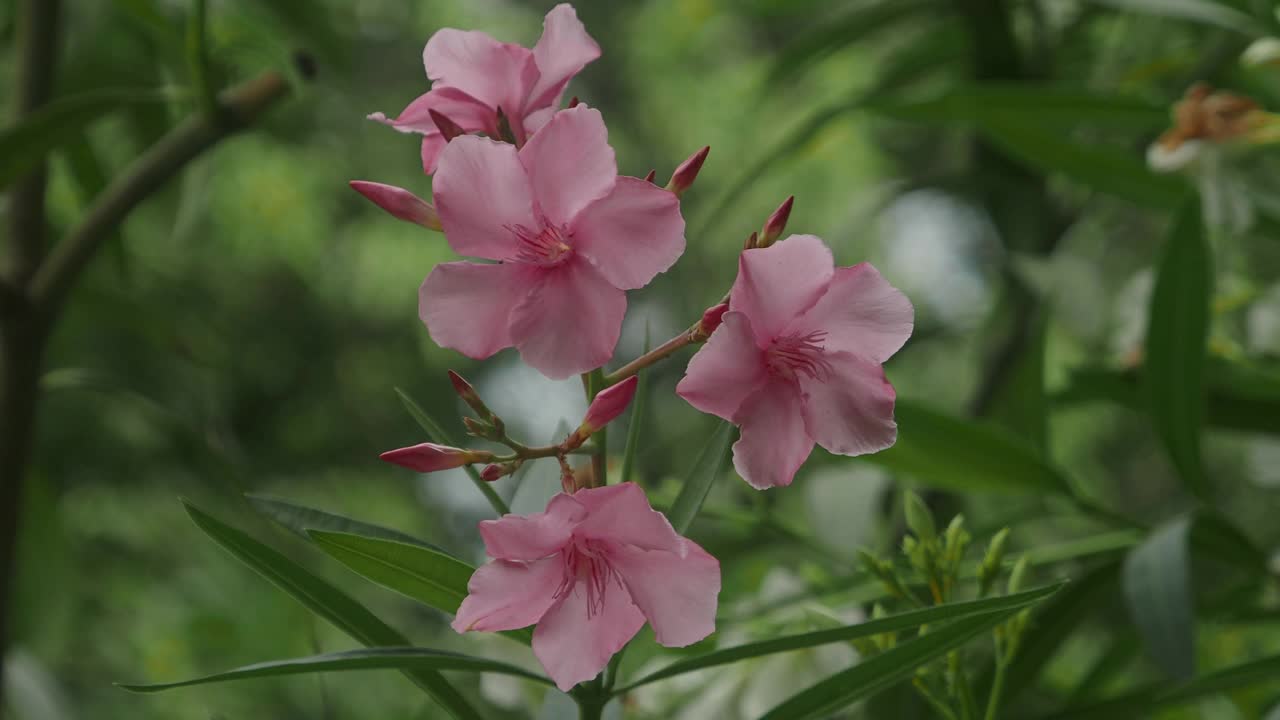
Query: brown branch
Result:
<box><xmin>28</xmin><ymin>70</ymin><xmax>294</xmax><ymax>318</ymax></box>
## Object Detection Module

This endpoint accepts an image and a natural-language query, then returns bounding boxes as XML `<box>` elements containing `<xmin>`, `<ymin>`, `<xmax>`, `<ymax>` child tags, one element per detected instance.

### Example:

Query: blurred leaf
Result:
<box><xmin>394</xmin><ymin>387</ymin><xmax>509</xmax><ymax>516</ymax></box>
<box><xmin>1189</xmin><ymin>510</ymin><xmax>1268</xmax><ymax>571</ymax></box>
<box><xmin>180</xmin><ymin>502</ymin><xmax>480</xmax><ymax>718</ymax></box>
<box><xmin>618</xmin><ymin>327</ymin><xmax>650</xmax><ymax>485</ymax></box>
<box><xmin>869</xmin><ymin>85</ymin><xmax>1168</xmax><ymax>129</ymax></box>
<box><xmin>245</xmin><ymin>494</ymin><xmax>443</xmax><ymax>551</ymax></box>
<box><xmin>861</xmin><ymin>400</ymin><xmax>1070</xmax><ymax>494</ymax></box>
<box><xmin>1123</xmin><ymin>517</ymin><xmax>1195</xmax><ymax>680</ymax></box>
<box><xmin>1145</xmin><ymin>201</ymin><xmax>1211</xmax><ymax>498</ymax></box>
<box><xmin>986</xmin><ymin>309</ymin><xmax>1049</xmax><ymax>451</ymax></box>
<box><xmin>62</xmin><ymin>135</ymin><xmax>128</xmax><ymax>278</ymax></box>
<box><xmin>1042</xmin><ymin>653</ymin><xmax>1280</xmax><ymax>719</ymax></box>
<box><xmin>307</xmin><ymin>530</ymin><xmax>472</xmax><ymax>615</ymax></box>
<box><xmin>616</xmin><ymin>583</ymin><xmax>1063</xmax><ymax>693</ymax></box>
<box><xmin>767</xmin><ymin>0</ymin><xmax>937</xmax><ymax>85</ymax></box>
<box><xmin>118</xmin><ymin>646</ymin><xmax>552</xmax><ymax>692</ymax></box>
<box><xmin>1086</xmin><ymin>0</ymin><xmax>1259</xmax><ymax>35</ymax></box>
<box><xmin>0</xmin><ymin>88</ymin><xmax>171</xmax><ymax>190</ymax></box>
<box><xmin>758</xmin><ymin>594</ymin><xmax>1053</xmax><ymax>720</ymax></box>
<box><xmin>666</xmin><ymin>421</ymin><xmax>734</xmax><ymax>534</ymax></box>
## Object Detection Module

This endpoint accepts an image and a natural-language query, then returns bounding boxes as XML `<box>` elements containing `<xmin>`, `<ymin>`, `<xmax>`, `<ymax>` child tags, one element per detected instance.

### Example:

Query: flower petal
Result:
<box><xmin>433</xmin><ymin>136</ymin><xmax>536</xmax><ymax>260</ymax></box>
<box><xmin>731</xmin><ymin>381</ymin><xmax>813</xmax><ymax>489</ymax></box>
<box><xmin>419</xmin><ymin>261</ymin><xmax>531</xmax><ymax>360</ymax></box>
<box><xmin>518</xmin><ymin>106</ymin><xmax>616</xmax><ymax>227</ymax></box>
<box><xmin>610</xmin><ymin>540</ymin><xmax>719</xmax><ymax>647</ymax></box>
<box><xmin>532</xmin><ymin>577</ymin><xmax>645</xmax><ymax>691</ymax></box>
<box><xmin>730</xmin><ymin>234</ymin><xmax>834</xmax><ymax>344</ymax></box>
<box><xmin>571</xmin><ymin>176</ymin><xmax>686</xmax><ymax>290</ymax></box>
<box><xmin>799</xmin><ymin>351</ymin><xmax>898</xmax><ymax>457</ymax></box>
<box><xmin>368</xmin><ymin>86</ymin><xmax>495</xmax><ymax>135</ymax></box>
<box><xmin>508</xmin><ymin>257</ymin><xmax>625</xmax><ymax>379</ymax></box>
<box><xmin>452</xmin><ymin>556</ymin><xmax>564</xmax><ymax>633</ymax></box>
<box><xmin>788</xmin><ymin>263</ymin><xmax>914</xmax><ymax>363</ymax></box>
<box><xmin>572</xmin><ymin>483</ymin><xmax>683</xmax><ymax>554</ymax></box>
<box><xmin>527</xmin><ymin>4</ymin><xmax>602</xmax><ymax>110</ymax></box>
<box><xmin>676</xmin><ymin>311</ymin><xmax>768</xmax><ymax>421</ymax></box>
<box><xmin>423</xmin><ymin>29</ymin><xmax>536</xmax><ymax>117</ymax></box>
<box><xmin>479</xmin><ymin>494</ymin><xmax>586</xmax><ymax>561</ymax></box>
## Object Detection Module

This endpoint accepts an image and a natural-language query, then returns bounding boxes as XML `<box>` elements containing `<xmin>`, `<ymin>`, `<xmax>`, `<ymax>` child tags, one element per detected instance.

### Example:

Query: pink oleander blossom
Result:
<box><xmin>677</xmin><ymin>235</ymin><xmax>914</xmax><ymax>489</ymax></box>
<box><xmin>369</xmin><ymin>3</ymin><xmax>600</xmax><ymax>173</ymax></box>
<box><xmin>419</xmin><ymin>105</ymin><xmax>686</xmax><ymax>379</ymax></box>
<box><xmin>453</xmin><ymin>483</ymin><xmax>720</xmax><ymax>691</ymax></box>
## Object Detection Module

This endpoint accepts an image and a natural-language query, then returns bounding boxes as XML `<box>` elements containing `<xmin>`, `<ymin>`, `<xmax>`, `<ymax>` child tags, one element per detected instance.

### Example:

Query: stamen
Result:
<box><xmin>507</xmin><ymin>223</ymin><xmax>573</xmax><ymax>266</ymax></box>
<box><xmin>767</xmin><ymin>330</ymin><xmax>833</xmax><ymax>381</ymax></box>
<box><xmin>552</xmin><ymin>540</ymin><xmax>621</xmax><ymax>618</ymax></box>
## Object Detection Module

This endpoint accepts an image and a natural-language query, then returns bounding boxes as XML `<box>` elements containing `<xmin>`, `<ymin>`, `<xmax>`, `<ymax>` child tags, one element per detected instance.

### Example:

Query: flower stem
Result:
<box><xmin>984</xmin><ymin>647</ymin><xmax>1008</xmax><ymax>720</ymax></box>
<box><xmin>603</xmin><ymin>325</ymin><xmax>697</xmax><ymax>386</ymax></box>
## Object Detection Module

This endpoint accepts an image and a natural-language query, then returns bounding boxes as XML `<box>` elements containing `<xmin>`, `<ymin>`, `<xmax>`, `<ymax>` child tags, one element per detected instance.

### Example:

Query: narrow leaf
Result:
<box><xmin>759</xmin><ymin>598</ymin><xmax>1047</xmax><ymax>719</ymax></box>
<box><xmin>666</xmin><ymin>421</ymin><xmax>734</xmax><ymax>534</ymax></box>
<box><xmin>178</xmin><ymin>503</ymin><xmax>480</xmax><ymax>719</ymax></box>
<box><xmin>394</xmin><ymin>387</ymin><xmax>510</xmax><ymax>516</ymax></box>
<box><xmin>870</xmin><ymin>85</ymin><xmax>1168</xmax><ymax>130</ymax></box>
<box><xmin>618</xmin><ymin>584</ymin><xmax>1062</xmax><ymax>693</ymax></box>
<box><xmin>618</xmin><ymin>326</ymin><xmax>651</xmax><ymax>485</ymax></box>
<box><xmin>246</xmin><ymin>494</ymin><xmax>443</xmax><ymax>551</ymax></box>
<box><xmin>1145</xmin><ymin>201</ymin><xmax>1212</xmax><ymax>498</ymax></box>
<box><xmin>307</xmin><ymin>531</ymin><xmax>473</xmax><ymax>615</ymax></box>
<box><xmin>767</xmin><ymin>0</ymin><xmax>937</xmax><ymax>85</ymax></box>
<box><xmin>1086</xmin><ymin>0</ymin><xmax>1259</xmax><ymax>35</ymax></box>
<box><xmin>1123</xmin><ymin>517</ymin><xmax>1195</xmax><ymax>680</ymax></box>
<box><xmin>862</xmin><ymin>400</ymin><xmax>1070</xmax><ymax>494</ymax></box>
<box><xmin>119</xmin><ymin>646</ymin><xmax>552</xmax><ymax>692</ymax></box>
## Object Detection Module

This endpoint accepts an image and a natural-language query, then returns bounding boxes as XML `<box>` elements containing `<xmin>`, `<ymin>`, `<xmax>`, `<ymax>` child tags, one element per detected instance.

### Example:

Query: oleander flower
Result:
<box><xmin>369</xmin><ymin>3</ymin><xmax>600</xmax><ymax>173</ymax></box>
<box><xmin>677</xmin><ymin>235</ymin><xmax>913</xmax><ymax>489</ymax></box>
<box><xmin>453</xmin><ymin>483</ymin><xmax>720</xmax><ymax>691</ymax></box>
<box><xmin>420</xmin><ymin>105</ymin><xmax>686</xmax><ymax>379</ymax></box>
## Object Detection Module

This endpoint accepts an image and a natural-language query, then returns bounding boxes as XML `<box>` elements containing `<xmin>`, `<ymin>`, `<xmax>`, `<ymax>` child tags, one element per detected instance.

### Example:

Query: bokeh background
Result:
<box><xmin>5</xmin><ymin>0</ymin><xmax>1280</xmax><ymax>718</ymax></box>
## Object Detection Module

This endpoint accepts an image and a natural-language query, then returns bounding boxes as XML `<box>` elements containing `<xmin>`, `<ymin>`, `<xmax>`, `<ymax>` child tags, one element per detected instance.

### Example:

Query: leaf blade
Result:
<box><xmin>1123</xmin><ymin>517</ymin><xmax>1195</xmax><ymax>680</ymax></box>
<box><xmin>666</xmin><ymin>421</ymin><xmax>734</xmax><ymax>534</ymax></box>
<box><xmin>246</xmin><ymin>494</ymin><xmax>444</xmax><ymax>551</ymax></box>
<box><xmin>307</xmin><ymin>530</ymin><xmax>473</xmax><ymax>615</ymax></box>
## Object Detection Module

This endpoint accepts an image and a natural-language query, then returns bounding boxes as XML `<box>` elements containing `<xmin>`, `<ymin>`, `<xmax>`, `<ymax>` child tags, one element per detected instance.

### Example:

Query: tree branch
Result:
<box><xmin>28</xmin><ymin>70</ymin><xmax>294</xmax><ymax>317</ymax></box>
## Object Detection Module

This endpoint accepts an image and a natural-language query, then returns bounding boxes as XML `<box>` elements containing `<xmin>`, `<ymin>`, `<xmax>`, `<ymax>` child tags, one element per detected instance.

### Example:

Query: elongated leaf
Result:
<box><xmin>767</xmin><ymin>0</ymin><xmax>937</xmax><ymax>85</ymax></box>
<box><xmin>1145</xmin><ymin>201</ymin><xmax>1211</xmax><ymax>498</ymax></box>
<box><xmin>1123</xmin><ymin>517</ymin><xmax>1195</xmax><ymax>679</ymax></box>
<box><xmin>307</xmin><ymin>531</ymin><xmax>473</xmax><ymax>615</ymax></box>
<box><xmin>617</xmin><ymin>584</ymin><xmax>1062</xmax><ymax>693</ymax></box>
<box><xmin>759</xmin><ymin>595</ymin><xmax>1050</xmax><ymax>720</ymax></box>
<box><xmin>0</xmin><ymin>88</ymin><xmax>171</xmax><ymax>189</ymax></box>
<box><xmin>246</xmin><ymin>494</ymin><xmax>442</xmax><ymax>551</ymax></box>
<box><xmin>1043</xmin><ymin>653</ymin><xmax>1280</xmax><ymax>719</ymax></box>
<box><xmin>870</xmin><ymin>85</ymin><xmax>1167</xmax><ymax>130</ymax></box>
<box><xmin>618</xmin><ymin>327</ymin><xmax>651</xmax><ymax>485</ymax></box>
<box><xmin>179</xmin><ymin>503</ymin><xmax>480</xmax><ymax>719</ymax></box>
<box><xmin>119</xmin><ymin>646</ymin><xmax>552</xmax><ymax>692</ymax></box>
<box><xmin>862</xmin><ymin>400</ymin><xmax>1069</xmax><ymax>494</ymax></box>
<box><xmin>1086</xmin><ymin>0</ymin><xmax>1259</xmax><ymax>35</ymax></box>
<box><xmin>394</xmin><ymin>387</ymin><xmax>509</xmax><ymax>516</ymax></box>
<box><xmin>666</xmin><ymin>422</ymin><xmax>734</xmax><ymax>534</ymax></box>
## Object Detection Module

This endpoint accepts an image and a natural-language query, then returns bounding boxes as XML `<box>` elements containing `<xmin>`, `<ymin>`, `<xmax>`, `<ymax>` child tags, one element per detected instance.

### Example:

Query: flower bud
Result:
<box><xmin>380</xmin><ymin>443</ymin><xmax>490</xmax><ymax>473</ymax></box>
<box><xmin>568</xmin><ymin>96</ymin><xmax>580</xmax><ymax>108</ymax></box>
<box><xmin>1007</xmin><ymin>555</ymin><xmax>1029</xmax><ymax>595</ymax></box>
<box><xmin>693</xmin><ymin>302</ymin><xmax>729</xmax><ymax>341</ymax></box>
<box><xmin>480</xmin><ymin>460</ymin><xmax>521</xmax><ymax>482</ymax></box>
<box><xmin>348</xmin><ymin>181</ymin><xmax>442</xmax><ymax>230</ymax></box>
<box><xmin>462</xmin><ymin>416</ymin><xmax>496</xmax><ymax>439</ymax></box>
<box><xmin>665</xmin><ymin>146</ymin><xmax>710</xmax><ymax>196</ymax></box>
<box><xmin>449</xmin><ymin>370</ymin><xmax>494</xmax><ymax>419</ymax></box>
<box><xmin>744</xmin><ymin>231</ymin><xmax>759</xmax><ymax>251</ymax></box>
<box><xmin>979</xmin><ymin>527</ymin><xmax>1010</xmax><ymax>596</ymax></box>
<box><xmin>758</xmin><ymin>196</ymin><xmax>794</xmax><ymax>248</ymax></box>
<box><xmin>568</xmin><ymin>376</ymin><xmax>639</xmax><ymax>448</ymax></box>
<box><xmin>643</xmin><ymin>169</ymin><xmax>656</xmax><ymax>184</ymax></box>
<box><xmin>1243</xmin><ymin>37</ymin><xmax>1280</xmax><ymax>68</ymax></box>
<box><xmin>428</xmin><ymin>109</ymin><xmax>465</xmax><ymax>141</ymax></box>
<box><xmin>904</xmin><ymin>491</ymin><xmax>936</xmax><ymax>544</ymax></box>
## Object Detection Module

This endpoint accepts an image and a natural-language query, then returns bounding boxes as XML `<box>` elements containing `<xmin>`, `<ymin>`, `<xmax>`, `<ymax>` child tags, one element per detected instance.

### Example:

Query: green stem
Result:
<box><xmin>587</xmin><ymin>369</ymin><xmax>608</xmax><ymax>486</ymax></box>
<box><xmin>984</xmin><ymin>651</ymin><xmax>1008</xmax><ymax>720</ymax></box>
<box><xmin>602</xmin><ymin>325</ymin><xmax>697</xmax><ymax>386</ymax></box>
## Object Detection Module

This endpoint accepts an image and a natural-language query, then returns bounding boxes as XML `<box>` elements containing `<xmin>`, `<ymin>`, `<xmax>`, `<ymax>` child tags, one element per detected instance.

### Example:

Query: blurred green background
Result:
<box><xmin>6</xmin><ymin>0</ymin><xmax>1280</xmax><ymax>718</ymax></box>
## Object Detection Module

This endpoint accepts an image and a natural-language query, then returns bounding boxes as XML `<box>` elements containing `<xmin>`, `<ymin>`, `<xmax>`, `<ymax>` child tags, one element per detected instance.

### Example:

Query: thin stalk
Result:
<box><xmin>587</xmin><ymin>369</ymin><xmax>607</xmax><ymax>486</ymax></box>
<box><xmin>602</xmin><ymin>325</ymin><xmax>697</xmax><ymax>386</ymax></box>
<box><xmin>984</xmin><ymin>645</ymin><xmax>1008</xmax><ymax>720</ymax></box>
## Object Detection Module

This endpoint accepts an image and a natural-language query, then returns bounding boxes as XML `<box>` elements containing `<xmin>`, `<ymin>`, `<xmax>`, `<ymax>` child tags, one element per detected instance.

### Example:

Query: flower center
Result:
<box><xmin>508</xmin><ymin>223</ymin><xmax>573</xmax><ymax>266</ymax></box>
<box><xmin>554</xmin><ymin>540</ymin><xmax>621</xmax><ymax>618</ymax></box>
<box><xmin>766</xmin><ymin>330</ymin><xmax>833</xmax><ymax>382</ymax></box>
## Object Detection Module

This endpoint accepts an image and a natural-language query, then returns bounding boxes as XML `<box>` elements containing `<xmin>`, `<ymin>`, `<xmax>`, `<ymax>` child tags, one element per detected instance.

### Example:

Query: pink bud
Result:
<box><xmin>349</xmin><ymin>181</ymin><xmax>441</xmax><ymax>230</ymax></box>
<box><xmin>744</xmin><ymin>231</ymin><xmax>759</xmax><ymax>250</ymax></box>
<box><xmin>665</xmin><ymin>146</ymin><xmax>710</xmax><ymax>196</ymax></box>
<box><xmin>480</xmin><ymin>463</ymin><xmax>505</xmax><ymax>482</ymax></box>
<box><xmin>699</xmin><ymin>302</ymin><xmax>729</xmax><ymax>337</ymax></box>
<box><xmin>643</xmin><ymin>169</ymin><xmax>656</xmax><ymax>184</ymax></box>
<box><xmin>379</xmin><ymin>443</ymin><xmax>487</xmax><ymax>473</ymax></box>
<box><xmin>428</xmin><ymin>109</ymin><xmax>466</xmax><ymax>141</ymax></box>
<box><xmin>759</xmin><ymin>195</ymin><xmax>793</xmax><ymax>248</ymax></box>
<box><xmin>448</xmin><ymin>369</ymin><xmax>492</xmax><ymax>416</ymax></box>
<box><xmin>580</xmin><ymin>375</ymin><xmax>639</xmax><ymax>434</ymax></box>
<box><xmin>568</xmin><ymin>96</ymin><xmax>581</xmax><ymax>109</ymax></box>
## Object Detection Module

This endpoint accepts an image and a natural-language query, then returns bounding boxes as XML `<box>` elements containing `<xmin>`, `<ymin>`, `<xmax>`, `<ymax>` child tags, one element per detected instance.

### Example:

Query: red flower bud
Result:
<box><xmin>349</xmin><ymin>181</ymin><xmax>441</xmax><ymax>230</ymax></box>
<box><xmin>448</xmin><ymin>370</ymin><xmax>492</xmax><ymax>417</ymax></box>
<box><xmin>744</xmin><ymin>231</ymin><xmax>759</xmax><ymax>251</ymax></box>
<box><xmin>665</xmin><ymin>146</ymin><xmax>710</xmax><ymax>196</ymax></box>
<box><xmin>643</xmin><ymin>169</ymin><xmax>656</xmax><ymax>184</ymax></box>
<box><xmin>568</xmin><ymin>96</ymin><xmax>581</xmax><ymax>108</ymax></box>
<box><xmin>759</xmin><ymin>195</ymin><xmax>794</xmax><ymax>248</ymax></box>
<box><xmin>380</xmin><ymin>443</ymin><xmax>489</xmax><ymax>473</ymax></box>
<box><xmin>428</xmin><ymin>109</ymin><xmax>466</xmax><ymax>141</ymax></box>
<box><xmin>697</xmin><ymin>302</ymin><xmax>729</xmax><ymax>339</ymax></box>
<box><xmin>581</xmin><ymin>375</ymin><xmax>639</xmax><ymax>434</ymax></box>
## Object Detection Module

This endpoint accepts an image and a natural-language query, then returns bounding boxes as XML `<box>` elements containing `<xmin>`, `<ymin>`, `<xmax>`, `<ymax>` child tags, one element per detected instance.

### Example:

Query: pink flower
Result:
<box><xmin>453</xmin><ymin>483</ymin><xmax>720</xmax><ymax>691</ymax></box>
<box><xmin>677</xmin><ymin>235</ymin><xmax>914</xmax><ymax>489</ymax></box>
<box><xmin>369</xmin><ymin>3</ymin><xmax>601</xmax><ymax>173</ymax></box>
<box><xmin>419</xmin><ymin>105</ymin><xmax>686</xmax><ymax>379</ymax></box>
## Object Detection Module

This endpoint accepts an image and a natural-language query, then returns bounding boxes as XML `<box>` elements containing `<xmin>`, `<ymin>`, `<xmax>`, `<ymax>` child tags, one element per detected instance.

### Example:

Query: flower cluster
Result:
<box><xmin>354</xmin><ymin>3</ymin><xmax>913</xmax><ymax>692</ymax></box>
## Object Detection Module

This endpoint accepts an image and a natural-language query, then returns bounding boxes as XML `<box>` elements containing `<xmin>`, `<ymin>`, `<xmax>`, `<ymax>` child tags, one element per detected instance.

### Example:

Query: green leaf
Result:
<box><xmin>767</xmin><ymin>0</ymin><xmax>937</xmax><ymax>85</ymax></box>
<box><xmin>618</xmin><ymin>326</ymin><xmax>651</xmax><ymax>485</ymax></box>
<box><xmin>758</xmin><ymin>590</ymin><xmax>1056</xmax><ymax>720</ymax></box>
<box><xmin>306</xmin><ymin>531</ymin><xmax>473</xmax><ymax>615</ymax></box>
<box><xmin>0</xmin><ymin>88</ymin><xmax>171</xmax><ymax>190</ymax></box>
<box><xmin>666</xmin><ymin>421</ymin><xmax>734</xmax><ymax>534</ymax></box>
<box><xmin>178</xmin><ymin>502</ymin><xmax>480</xmax><ymax>719</ymax></box>
<box><xmin>394</xmin><ymin>387</ymin><xmax>509</xmax><ymax>516</ymax></box>
<box><xmin>1041</xmin><ymin>653</ymin><xmax>1280</xmax><ymax>719</ymax></box>
<box><xmin>245</xmin><ymin>494</ymin><xmax>444</xmax><ymax>551</ymax></box>
<box><xmin>1123</xmin><ymin>517</ymin><xmax>1195</xmax><ymax>680</ymax></box>
<box><xmin>616</xmin><ymin>584</ymin><xmax>1062</xmax><ymax>694</ymax></box>
<box><xmin>118</xmin><ymin>646</ymin><xmax>552</xmax><ymax>693</ymax></box>
<box><xmin>1144</xmin><ymin>200</ymin><xmax>1212</xmax><ymax>498</ymax></box>
<box><xmin>1085</xmin><ymin>0</ymin><xmax>1260</xmax><ymax>35</ymax></box>
<box><xmin>869</xmin><ymin>85</ymin><xmax>1169</xmax><ymax>130</ymax></box>
<box><xmin>861</xmin><ymin>400</ymin><xmax>1070</xmax><ymax>494</ymax></box>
